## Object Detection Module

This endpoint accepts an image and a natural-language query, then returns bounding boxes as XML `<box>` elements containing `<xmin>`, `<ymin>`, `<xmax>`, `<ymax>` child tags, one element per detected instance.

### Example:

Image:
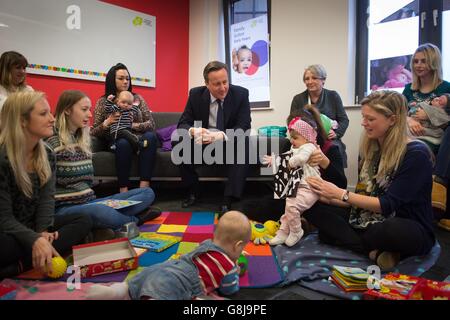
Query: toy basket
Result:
<box><xmin>258</xmin><ymin>126</ymin><xmax>287</xmax><ymax>137</ymax></box>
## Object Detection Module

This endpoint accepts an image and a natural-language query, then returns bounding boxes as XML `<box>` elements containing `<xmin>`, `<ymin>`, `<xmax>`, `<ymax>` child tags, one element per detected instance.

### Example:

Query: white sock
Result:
<box><xmin>269</xmin><ymin>230</ymin><xmax>288</xmax><ymax>245</ymax></box>
<box><xmin>285</xmin><ymin>229</ymin><xmax>304</xmax><ymax>247</ymax></box>
<box><xmin>86</xmin><ymin>282</ymin><xmax>130</xmax><ymax>300</ymax></box>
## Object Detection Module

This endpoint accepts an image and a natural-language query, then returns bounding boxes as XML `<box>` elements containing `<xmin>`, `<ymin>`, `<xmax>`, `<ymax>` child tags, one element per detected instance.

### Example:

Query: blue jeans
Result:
<box><xmin>55</xmin><ymin>187</ymin><xmax>155</xmax><ymax>230</ymax></box>
<box><xmin>115</xmin><ymin>131</ymin><xmax>157</xmax><ymax>188</ymax></box>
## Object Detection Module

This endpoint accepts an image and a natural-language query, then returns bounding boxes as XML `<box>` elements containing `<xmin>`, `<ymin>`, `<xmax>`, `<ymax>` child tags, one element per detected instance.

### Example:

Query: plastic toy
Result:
<box><xmin>46</xmin><ymin>256</ymin><xmax>68</xmax><ymax>278</ymax></box>
<box><xmin>237</xmin><ymin>254</ymin><xmax>248</xmax><ymax>276</ymax></box>
<box><xmin>251</xmin><ymin>220</ymin><xmax>280</xmax><ymax>245</ymax></box>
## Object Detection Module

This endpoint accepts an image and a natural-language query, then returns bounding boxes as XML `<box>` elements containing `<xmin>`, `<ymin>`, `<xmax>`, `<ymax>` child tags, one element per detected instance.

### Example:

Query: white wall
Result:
<box><xmin>189</xmin><ymin>0</ymin><xmax>362</xmax><ymax>188</ymax></box>
<box><xmin>189</xmin><ymin>0</ymin><xmax>224</xmax><ymax>88</ymax></box>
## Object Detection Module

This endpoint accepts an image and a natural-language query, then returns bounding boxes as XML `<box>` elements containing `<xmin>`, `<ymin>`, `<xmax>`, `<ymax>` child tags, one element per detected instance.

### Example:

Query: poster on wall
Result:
<box><xmin>367</xmin><ymin>1</ymin><xmax>418</xmax><ymax>94</ymax></box>
<box><xmin>230</xmin><ymin>14</ymin><xmax>270</xmax><ymax>108</ymax></box>
<box><xmin>370</xmin><ymin>54</ymin><xmax>413</xmax><ymax>91</ymax></box>
<box><xmin>0</xmin><ymin>0</ymin><xmax>156</xmax><ymax>87</ymax></box>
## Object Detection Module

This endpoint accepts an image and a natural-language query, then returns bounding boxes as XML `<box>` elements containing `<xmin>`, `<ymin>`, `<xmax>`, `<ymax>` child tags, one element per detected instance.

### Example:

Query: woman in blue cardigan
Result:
<box><xmin>305</xmin><ymin>90</ymin><xmax>435</xmax><ymax>271</ymax></box>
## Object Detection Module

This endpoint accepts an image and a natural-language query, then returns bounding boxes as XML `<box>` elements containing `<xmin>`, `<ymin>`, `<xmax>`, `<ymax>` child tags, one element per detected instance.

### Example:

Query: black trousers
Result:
<box><xmin>177</xmin><ymin>136</ymin><xmax>250</xmax><ymax>199</ymax></box>
<box><xmin>303</xmin><ymin>202</ymin><xmax>435</xmax><ymax>258</ymax></box>
<box><xmin>0</xmin><ymin>213</ymin><xmax>92</xmax><ymax>277</ymax></box>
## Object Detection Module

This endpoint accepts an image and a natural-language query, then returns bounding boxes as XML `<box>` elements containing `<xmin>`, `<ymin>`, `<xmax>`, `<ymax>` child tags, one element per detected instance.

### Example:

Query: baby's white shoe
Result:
<box><xmin>284</xmin><ymin>230</ymin><xmax>304</xmax><ymax>247</ymax></box>
<box><xmin>269</xmin><ymin>231</ymin><xmax>288</xmax><ymax>245</ymax></box>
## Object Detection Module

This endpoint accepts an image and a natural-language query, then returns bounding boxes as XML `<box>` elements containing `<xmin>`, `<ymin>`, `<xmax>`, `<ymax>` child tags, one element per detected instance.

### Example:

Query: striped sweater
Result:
<box><xmin>104</xmin><ymin>99</ymin><xmax>140</xmax><ymax>137</ymax></box>
<box><xmin>192</xmin><ymin>250</ymin><xmax>237</xmax><ymax>294</ymax></box>
<box><xmin>46</xmin><ymin>134</ymin><xmax>96</xmax><ymax>207</ymax></box>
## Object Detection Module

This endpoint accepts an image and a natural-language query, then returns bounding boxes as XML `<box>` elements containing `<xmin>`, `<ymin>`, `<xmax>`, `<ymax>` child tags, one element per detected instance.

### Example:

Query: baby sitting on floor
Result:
<box><xmin>86</xmin><ymin>210</ymin><xmax>251</xmax><ymax>300</ymax></box>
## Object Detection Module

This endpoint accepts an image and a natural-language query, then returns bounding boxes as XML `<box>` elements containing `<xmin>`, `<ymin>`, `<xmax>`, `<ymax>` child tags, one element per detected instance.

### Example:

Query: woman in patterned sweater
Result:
<box><xmin>46</xmin><ymin>90</ymin><xmax>158</xmax><ymax>231</ymax></box>
<box><xmin>91</xmin><ymin>63</ymin><xmax>158</xmax><ymax>193</ymax></box>
<box><xmin>0</xmin><ymin>91</ymin><xmax>92</xmax><ymax>279</ymax></box>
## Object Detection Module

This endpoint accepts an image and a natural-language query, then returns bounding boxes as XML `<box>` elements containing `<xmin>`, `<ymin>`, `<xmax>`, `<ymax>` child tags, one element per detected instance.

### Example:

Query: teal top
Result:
<box><xmin>402</xmin><ymin>80</ymin><xmax>450</xmax><ymax>109</ymax></box>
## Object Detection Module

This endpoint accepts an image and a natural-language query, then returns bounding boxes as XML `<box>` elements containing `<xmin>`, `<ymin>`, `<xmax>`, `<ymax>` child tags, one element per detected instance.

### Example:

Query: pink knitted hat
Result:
<box><xmin>288</xmin><ymin>117</ymin><xmax>317</xmax><ymax>143</ymax></box>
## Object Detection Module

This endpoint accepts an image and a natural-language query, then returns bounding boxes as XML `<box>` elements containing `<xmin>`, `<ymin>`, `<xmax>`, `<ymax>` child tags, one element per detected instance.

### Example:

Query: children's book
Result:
<box><xmin>331</xmin><ymin>266</ymin><xmax>370</xmax><ymax>292</ymax></box>
<box><xmin>364</xmin><ymin>273</ymin><xmax>450</xmax><ymax>300</ymax></box>
<box><xmin>333</xmin><ymin>266</ymin><xmax>370</xmax><ymax>281</ymax></box>
<box><xmin>89</xmin><ymin>199</ymin><xmax>142</xmax><ymax>209</ymax></box>
<box><xmin>130</xmin><ymin>232</ymin><xmax>182</xmax><ymax>252</ymax></box>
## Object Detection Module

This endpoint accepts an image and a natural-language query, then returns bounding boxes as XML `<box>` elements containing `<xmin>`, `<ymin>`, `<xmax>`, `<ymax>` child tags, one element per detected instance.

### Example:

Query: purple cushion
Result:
<box><xmin>156</xmin><ymin>124</ymin><xmax>177</xmax><ymax>151</ymax></box>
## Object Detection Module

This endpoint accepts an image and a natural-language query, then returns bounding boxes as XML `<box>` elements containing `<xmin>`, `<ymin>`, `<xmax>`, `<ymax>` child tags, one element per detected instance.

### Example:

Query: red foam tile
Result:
<box><xmin>163</xmin><ymin>212</ymin><xmax>192</xmax><ymax>225</ymax></box>
<box><xmin>182</xmin><ymin>233</ymin><xmax>213</xmax><ymax>243</ymax></box>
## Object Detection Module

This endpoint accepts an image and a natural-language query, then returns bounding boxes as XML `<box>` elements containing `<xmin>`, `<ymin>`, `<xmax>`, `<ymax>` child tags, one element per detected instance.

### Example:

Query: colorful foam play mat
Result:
<box><xmin>2</xmin><ymin>212</ymin><xmax>283</xmax><ymax>299</ymax></box>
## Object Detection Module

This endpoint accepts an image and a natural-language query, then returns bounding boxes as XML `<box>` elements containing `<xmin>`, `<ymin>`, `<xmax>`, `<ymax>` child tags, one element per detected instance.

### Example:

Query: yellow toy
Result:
<box><xmin>251</xmin><ymin>220</ymin><xmax>280</xmax><ymax>245</ymax></box>
<box><xmin>46</xmin><ymin>256</ymin><xmax>68</xmax><ymax>278</ymax></box>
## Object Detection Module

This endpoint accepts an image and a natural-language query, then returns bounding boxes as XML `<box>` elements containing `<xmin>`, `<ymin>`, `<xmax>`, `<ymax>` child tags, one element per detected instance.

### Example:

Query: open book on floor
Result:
<box><xmin>88</xmin><ymin>199</ymin><xmax>142</xmax><ymax>209</ymax></box>
<box><xmin>330</xmin><ymin>265</ymin><xmax>370</xmax><ymax>292</ymax></box>
<box><xmin>130</xmin><ymin>232</ymin><xmax>182</xmax><ymax>252</ymax></box>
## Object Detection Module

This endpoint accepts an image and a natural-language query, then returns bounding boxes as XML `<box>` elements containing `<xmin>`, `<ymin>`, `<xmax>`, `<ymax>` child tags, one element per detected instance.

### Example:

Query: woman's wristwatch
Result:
<box><xmin>341</xmin><ymin>190</ymin><xmax>350</xmax><ymax>202</ymax></box>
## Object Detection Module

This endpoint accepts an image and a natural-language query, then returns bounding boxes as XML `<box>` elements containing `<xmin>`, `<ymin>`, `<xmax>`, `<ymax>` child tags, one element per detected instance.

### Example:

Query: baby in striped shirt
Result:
<box><xmin>87</xmin><ymin>210</ymin><xmax>252</xmax><ymax>300</ymax></box>
<box><xmin>105</xmin><ymin>91</ymin><xmax>147</xmax><ymax>153</ymax></box>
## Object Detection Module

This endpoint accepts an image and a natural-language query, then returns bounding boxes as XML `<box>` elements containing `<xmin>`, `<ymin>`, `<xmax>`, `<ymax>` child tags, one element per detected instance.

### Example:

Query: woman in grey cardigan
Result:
<box><xmin>290</xmin><ymin>64</ymin><xmax>349</xmax><ymax>167</ymax></box>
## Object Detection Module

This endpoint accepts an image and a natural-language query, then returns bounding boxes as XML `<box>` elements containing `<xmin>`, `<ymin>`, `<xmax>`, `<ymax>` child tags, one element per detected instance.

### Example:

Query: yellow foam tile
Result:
<box><xmin>177</xmin><ymin>242</ymin><xmax>199</xmax><ymax>254</ymax></box>
<box><xmin>157</xmin><ymin>224</ymin><xmax>187</xmax><ymax>233</ymax></box>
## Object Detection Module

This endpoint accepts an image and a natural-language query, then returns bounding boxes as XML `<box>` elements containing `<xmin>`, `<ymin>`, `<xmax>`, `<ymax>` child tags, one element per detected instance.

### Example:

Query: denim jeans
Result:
<box><xmin>55</xmin><ymin>187</ymin><xmax>155</xmax><ymax>230</ymax></box>
<box><xmin>115</xmin><ymin>131</ymin><xmax>157</xmax><ymax>187</ymax></box>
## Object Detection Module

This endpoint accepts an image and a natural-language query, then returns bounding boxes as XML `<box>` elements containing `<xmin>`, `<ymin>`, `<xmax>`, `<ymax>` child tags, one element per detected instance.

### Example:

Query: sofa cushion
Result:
<box><xmin>152</xmin><ymin>112</ymin><xmax>181</xmax><ymax>130</ymax></box>
<box><xmin>156</xmin><ymin>124</ymin><xmax>177</xmax><ymax>151</ymax></box>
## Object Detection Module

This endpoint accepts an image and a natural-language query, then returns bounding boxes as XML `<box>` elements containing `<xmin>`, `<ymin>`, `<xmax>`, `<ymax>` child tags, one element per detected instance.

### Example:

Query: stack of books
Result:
<box><xmin>330</xmin><ymin>265</ymin><xmax>370</xmax><ymax>292</ymax></box>
<box><xmin>130</xmin><ymin>232</ymin><xmax>182</xmax><ymax>252</ymax></box>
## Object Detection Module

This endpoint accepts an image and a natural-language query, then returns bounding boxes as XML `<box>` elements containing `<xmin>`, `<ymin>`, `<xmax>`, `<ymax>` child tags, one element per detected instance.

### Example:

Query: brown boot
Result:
<box><xmin>438</xmin><ymin>219</ymin><xmax>450</xmax><ymax>232</ymax></box>
<box><xmin>432</xmin><ymin>181</ymin><xmax>447</xmax><ymax>211</ymax></box>
<box><xmin>376</xmin><ymin>251</ymin><xmax>400</xmax><ymax>271</ymax></box>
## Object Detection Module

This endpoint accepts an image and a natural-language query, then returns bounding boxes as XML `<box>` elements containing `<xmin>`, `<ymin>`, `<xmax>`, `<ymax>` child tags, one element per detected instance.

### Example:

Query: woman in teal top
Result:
<box><xmin>402</xmin><ymin>43</ymin><xmax>450</xmax><ymax>222</ymax></box>
<box><xmin>402</xmin><ymin>43</ymin><xmax>450</xmax><ymax>136</ymax></box>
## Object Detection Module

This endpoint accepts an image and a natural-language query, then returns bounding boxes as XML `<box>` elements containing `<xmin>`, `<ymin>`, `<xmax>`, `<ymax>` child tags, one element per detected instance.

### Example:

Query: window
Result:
<box><xmin>442</xmin><ymin>0</ymin><xmax>450</xmax><ymax>80</ymax></box>
<box><xmin>356</xmin><ymin>0</ymin><xmax>448</xmax><ymax>102</ymax></box>
<box><xmin>224</xmin><ymin>0</ymin><xmax>271</xmax><ymax>109</ymax></box>
<box><xmin>229</xmin><ymin>0</ymin><xmax>268</xmax><ymax>24</ymax></box>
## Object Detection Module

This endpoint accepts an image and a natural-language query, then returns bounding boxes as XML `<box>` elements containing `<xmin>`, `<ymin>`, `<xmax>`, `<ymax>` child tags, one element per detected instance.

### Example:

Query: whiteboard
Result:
<box><xmin>0</xmin><ymin>0</ymin><xmax>156</xmax><ymax>87</ymax></box>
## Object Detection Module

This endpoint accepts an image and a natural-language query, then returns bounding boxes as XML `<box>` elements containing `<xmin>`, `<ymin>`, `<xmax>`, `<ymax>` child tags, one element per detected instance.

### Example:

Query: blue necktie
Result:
<box><xmin>216</xmin><ymin>99</ymin><xmax>224</xmax><ymax>131</ymax></box>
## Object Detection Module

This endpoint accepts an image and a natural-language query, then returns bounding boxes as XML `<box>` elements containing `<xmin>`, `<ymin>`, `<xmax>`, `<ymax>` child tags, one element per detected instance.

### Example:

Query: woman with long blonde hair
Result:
<box><xmin>46</xmin><ymin>90</ymin><xmax>159</xmax><ymax>233</ymax></box>
<box><xmin>0</xmin><ymin>91</ymin><xmax>92</xmax><ymax>279</ymax></box>
<box><xmin>402</xmin><ymin>43</ymin><xmax>450</xmax><ymax>231</ymax></box>
<box><xmin>306</xmin><ymin>90</ymin><xmax>435</xmax><ymax>271</ymax></box>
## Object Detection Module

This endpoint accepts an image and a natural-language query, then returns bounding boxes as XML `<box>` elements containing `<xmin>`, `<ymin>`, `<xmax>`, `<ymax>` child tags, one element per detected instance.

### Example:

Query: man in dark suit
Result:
<box><xmin>176</xmin><ymin>61</ymin><xmax>251</xmax><ymax>213</ymax></box>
